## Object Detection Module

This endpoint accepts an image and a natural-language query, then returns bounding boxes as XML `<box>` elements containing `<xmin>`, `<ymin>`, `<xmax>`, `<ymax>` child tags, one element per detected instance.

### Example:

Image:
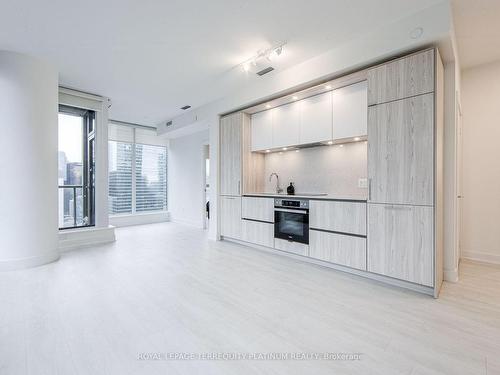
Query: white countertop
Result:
<box><xmin>243</xmin><ymin>193</ymin><xmax>367</xmax><ymax>202</ymax></box>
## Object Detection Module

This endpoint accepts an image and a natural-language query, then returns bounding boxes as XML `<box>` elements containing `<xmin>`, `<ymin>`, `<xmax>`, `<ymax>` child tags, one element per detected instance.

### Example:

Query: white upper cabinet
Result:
<box><xmin>251</xmin><ymin>110</ymin><xmax>273</xmax><ymax>152</ymax></box>
<box><xmin>332</xmin><ymin>81</ymin><xmax>368</xmax><ymax>140</ymax></box>
<box><xmin>299</xmin><ymin>91</ymin><xmax>332</xmax><ymax>144</ymax></box>
<box><xmin>272</xmin><ymin>102</ymin><xmax>300</xmax><ymax>148</ymax></box>
<box><xmin>250</xmin><ymin>81</ymin><xmax>367</xmax><ymax>151</ymax></box>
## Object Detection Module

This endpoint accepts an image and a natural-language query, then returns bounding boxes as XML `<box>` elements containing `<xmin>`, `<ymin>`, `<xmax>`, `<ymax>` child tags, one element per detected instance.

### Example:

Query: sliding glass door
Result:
<box><xmin>58</xmin><ymin>105</ymin><xmax>95</xmax><ymax>229</ymax></box>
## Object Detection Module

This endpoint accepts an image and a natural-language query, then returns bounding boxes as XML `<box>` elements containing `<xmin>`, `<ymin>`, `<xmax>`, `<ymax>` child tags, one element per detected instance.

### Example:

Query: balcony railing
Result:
<box><xmin>58</xmin><ymin>185</ymin><xmax>86</xmax><ymax>229</ymax></box>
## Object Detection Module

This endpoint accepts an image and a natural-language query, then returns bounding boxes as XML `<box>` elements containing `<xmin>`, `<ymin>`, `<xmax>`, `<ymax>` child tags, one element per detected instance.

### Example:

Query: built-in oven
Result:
<box><xmin>274</xmin><ymin>198</ymin><xmax>309</xmax><ymax>244</ymax></box>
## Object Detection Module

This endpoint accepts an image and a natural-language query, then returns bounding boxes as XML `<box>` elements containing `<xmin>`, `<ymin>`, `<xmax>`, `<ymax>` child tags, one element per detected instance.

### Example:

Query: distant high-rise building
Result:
<box><xmin>66</xmin><ymin>162</ymin><xmax>83</xmax><ymax>185</ymax></box>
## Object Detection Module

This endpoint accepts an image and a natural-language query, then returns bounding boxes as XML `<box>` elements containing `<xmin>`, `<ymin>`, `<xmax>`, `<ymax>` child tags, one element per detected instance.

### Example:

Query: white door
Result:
<box><xmin>299</xmin><ymin>91</ymin><xmax>332</xmax><ymax>144</ymax></box>
<box><xmin>456</xmin><ymin>94</ymin><xmax>463</xmax><ymax>264</ymax></box>
<box><xmin>332</xmin><ymin>81</ymin><xmax>368</xmax><ymax>140</ymax></box>
<box><xmin>272</xmin><ymin>102</ymin><xmax>300</xmax><ymax>148</ymax></box>
<box><xmin>251</xmin><ymin>110</ymin><xmax>273</xmax><ymax>151</ymax></box>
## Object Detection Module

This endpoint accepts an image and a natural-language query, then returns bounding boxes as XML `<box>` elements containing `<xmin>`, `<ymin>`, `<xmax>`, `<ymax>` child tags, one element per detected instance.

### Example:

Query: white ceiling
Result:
<box><xmin>1</xmin><ymin>0</ymin><xmax>443</xmax><ymax>126</ymax></box>
<box><xmin>452</xmin><ymin>0</ymin><xmax>500</xmax><ymax>69</ymax></box>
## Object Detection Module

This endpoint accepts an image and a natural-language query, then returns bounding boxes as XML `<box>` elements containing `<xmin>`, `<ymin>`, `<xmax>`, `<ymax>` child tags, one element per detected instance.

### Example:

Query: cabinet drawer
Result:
<box><xmin>274</xmin><ymin>238</ymin><xmax>308</xmax><ymax>256</ymax></box>
<box><xmin>309</xmin><ymin>200</ymin><xmax>366</xmax><ymax>235</ymax></box>
<box><xmin>367</xmin><ymin>49</ymin><xmax>434</xmax><ymax>105</ymax></box>
<box><xmin>309</xmin><ymin>230</ymin><xmax>366</xmax><ymax>270</ymax></box>
<box><xmin>367</xmin><ymin>203</ymin><xmax>434</xmax><ymax>286</ymax></box>
<box><xmin>241</xmin><ymin>219</ymin><xmax>274</xmax><ymax>248</ymax></box>
<box><xmin>242</xmin><ymin>197</ymin><xmax>274</xmax><ymax>222</ymax></box>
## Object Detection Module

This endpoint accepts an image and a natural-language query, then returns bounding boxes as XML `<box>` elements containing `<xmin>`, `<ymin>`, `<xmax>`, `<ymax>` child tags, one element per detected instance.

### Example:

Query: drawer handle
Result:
<box><xmin>384</xmin><ymin>205</ymin><xmax>411</xmax><ymax>210</ymax></box>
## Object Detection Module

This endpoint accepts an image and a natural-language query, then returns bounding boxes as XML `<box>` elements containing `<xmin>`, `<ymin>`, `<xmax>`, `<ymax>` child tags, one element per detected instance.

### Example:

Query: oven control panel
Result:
<box><xmin>274</xmin><ymin>198</ymin><xmax>309</xmax><ymax>209</ymax></box>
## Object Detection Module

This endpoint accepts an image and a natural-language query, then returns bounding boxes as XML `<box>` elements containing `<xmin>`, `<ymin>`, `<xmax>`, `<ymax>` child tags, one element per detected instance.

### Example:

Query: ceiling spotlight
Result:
<box><xmin>295</xmin><ymin>150</ymin><xmax>300</xmax><ymax>153</ymax></box>
<box><xmin>339</xmin><ymin>144</ymin><xmax>344</xmax><ymax>148</ymax></box>
<box><xmin>265</xmin><ymin>104</ymin><xmax>271</xmax><ymax>109</ymax></box>
<box><xmin>238</xmin><ymin>42</ymin><xmax>286</xmax><ymax>73</ymax></box>
<box><xmin>325</xmin><ymin>85</ymin><xmax>332</xmax><ymax>90</ymax></box>
<box><xmin>282</xmin><ymin>147</ymin><xmax>288</xmax><ymax>151</ymax></box>
<box><xmin>265</xmin><ymin>149</ymin><xmax>270</xmax><ymax>153</ymax></box>
<box><xmin>292</xmin><ymin>96</ymin><xmax>298</xmax><ymax>100</ymax></box>
<box><xmin>327</xmin><ymin>141</ymin><xmax>333</xmax><ymax>145</ymax></box>
<box><xmin>354</xmin><ymin>137</ymin><xmax>360</xmax><ymax>141</ymax></box>
<box><xmin>268</xmin><ymin>46</ymin><xmax>284</xmax><ymax>61</ymax></box>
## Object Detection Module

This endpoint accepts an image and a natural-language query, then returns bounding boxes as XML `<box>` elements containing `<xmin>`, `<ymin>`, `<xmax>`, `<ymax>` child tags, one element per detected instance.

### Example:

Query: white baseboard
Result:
<box><xmin>0</xmin><ymin>252</ymin><xmax>60</xmax><ymax>271</ymax></box>
<box><xmin>59</xmin><ymin>225</ymin><xmax>116</xmax><ymax>252</ymax></box>
<box><xmin>109</xmin><ymin>211</ymin><xmax>170</xmax><ymax>227</ymax></box>
<box><xmin>461</xmin><ymin>250</ymin><xmax>500</xmax><ymax>265</ymax></box>
<box><xmin>444</xmin><ymin>268</ymin><xmax>459</xmax><ymax>282</ymax></box>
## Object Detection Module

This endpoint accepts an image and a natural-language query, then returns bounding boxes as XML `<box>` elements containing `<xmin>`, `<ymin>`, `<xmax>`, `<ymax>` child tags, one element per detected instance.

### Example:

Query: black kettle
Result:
<box><xmin>287</xmin><ymin>182</ymin><xmax>295</xmax><ymax>195</ymax></box>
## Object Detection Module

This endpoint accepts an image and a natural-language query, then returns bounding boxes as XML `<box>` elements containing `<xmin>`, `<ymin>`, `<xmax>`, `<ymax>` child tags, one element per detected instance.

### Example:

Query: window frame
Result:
<box><xmin>58</xmin><ymin>104</ymin><xmax>96</xmax><ymax>230</ymax></box>
<box><xmin>108</xmin><ymin>124</ymin><xmax>168</xmax><ymax>217</ymax></box>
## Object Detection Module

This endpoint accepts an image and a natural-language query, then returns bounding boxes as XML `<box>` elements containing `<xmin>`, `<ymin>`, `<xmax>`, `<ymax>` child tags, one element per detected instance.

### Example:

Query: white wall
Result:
<box><xmin>263</xmin><ymin>142</ymin><xmax>367</xmax><ymax>198</ymax></box>
<box><xmin>168</xmin><ymin>130</ymin><xmax>209</xmax><ymax>227</ymax></box>
<box><xmin>461</xmin><ymin>61</ymin><xmax>500</xmax><ymax>264</ymax></box>
<box><xmin>0</xmin><ymin>51</ymin><xmax>60</xmax><ymax>270</ymax></box>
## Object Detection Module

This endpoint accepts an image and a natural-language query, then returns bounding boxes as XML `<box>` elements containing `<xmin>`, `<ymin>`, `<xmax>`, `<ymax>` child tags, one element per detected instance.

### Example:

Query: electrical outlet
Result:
<box><xmin>358</xmin><ymin>178</ymin><xmax>368</xmax><ymax>188</ymax></box>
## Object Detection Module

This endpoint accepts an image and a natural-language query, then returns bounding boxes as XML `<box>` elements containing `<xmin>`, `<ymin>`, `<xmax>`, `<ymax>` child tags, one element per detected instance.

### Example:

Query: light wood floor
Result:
<box><xmin>1</xmin><ymin>222</ymin><xmax>499</xmax><ymax>375</ymax></box>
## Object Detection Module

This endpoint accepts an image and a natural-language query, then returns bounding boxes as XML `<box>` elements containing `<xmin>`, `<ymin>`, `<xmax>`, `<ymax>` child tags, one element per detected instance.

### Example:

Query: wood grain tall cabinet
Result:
<box><xmin>366</xmin><ymin>48</ymin><xmax>444</xmax><ymax>297</ymax></box>
<box><xmin>219</xmin><ymin>112</ymin><xmax>264</xmax><ymax>240</ymax></box>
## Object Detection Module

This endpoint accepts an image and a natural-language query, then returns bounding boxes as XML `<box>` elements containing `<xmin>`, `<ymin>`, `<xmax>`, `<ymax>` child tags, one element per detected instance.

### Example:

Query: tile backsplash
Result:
<box><xmin>263</xmin><ymin>141</ymin><xmax>367</xmax><ymax>198</ymax></box>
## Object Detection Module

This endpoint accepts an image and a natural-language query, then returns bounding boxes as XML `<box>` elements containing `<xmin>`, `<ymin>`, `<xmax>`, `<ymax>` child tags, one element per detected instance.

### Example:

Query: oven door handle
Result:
<box><xmin>274</xmin><ymin>208</ymin><xmax>308</xmax><ymax>214</ymax></box>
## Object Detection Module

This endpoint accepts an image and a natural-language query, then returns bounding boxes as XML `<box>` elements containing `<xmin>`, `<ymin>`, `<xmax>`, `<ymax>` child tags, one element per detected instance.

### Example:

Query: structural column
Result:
<box><xmin>0</xmin><ymin>51</ymin><xmax>59</xmax><ymax>270</ymax></box>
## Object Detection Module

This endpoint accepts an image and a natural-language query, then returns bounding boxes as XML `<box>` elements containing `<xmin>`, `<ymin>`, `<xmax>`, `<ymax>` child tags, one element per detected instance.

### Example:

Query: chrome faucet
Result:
<box><xmin>269</xmin><ymin>173</ymin><xmax>283</xmax><ymax>194</ymax></box>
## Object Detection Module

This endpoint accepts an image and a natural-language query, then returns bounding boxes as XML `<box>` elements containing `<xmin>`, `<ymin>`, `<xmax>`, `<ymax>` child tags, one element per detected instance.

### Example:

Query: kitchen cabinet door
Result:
<box><xmin>251</xmin><ymin>110</ymin><xmax>273</xmax><ymax>151</ymax></box>
<box><xmin>299</xmin><ymin>91</ymin><xmax>332</xmax><ymax>144</ymax></box>
<box><xmin>332</xmin><ymin>81</ymin><xmax>367</xmax><ymax>140</ymax></box>
<box><xmin>309</xmin><ymin>230</ymin><xmax>366</xmax><ymax>270</ymax></box>
<box><xmin>367</xmin><ymin>203</ymin><xmax>434</xmax><ymax>286</ymax></box>
<box><xmin>220</xmin><ymin>113</ymin><xmax>242</xmax><ymax>196</ymax></box>
<box><xmin>368</xmin><ymin>93</ymin><xmax>434</xmax><ymax>206</ymax></box>
<box><xmin>220</xmin><ymin>196</ymin><xmax>242</xmax><ymax>239</ymax></box>
<box><xmin>367</xmin><ymin>49</ymin><xmax>434</xmax><ymax>105</ymax></box>
<box><xmin>272</xmin><ymin>102</ymin><xmax>300</xmax><ymax>148</ymax></box>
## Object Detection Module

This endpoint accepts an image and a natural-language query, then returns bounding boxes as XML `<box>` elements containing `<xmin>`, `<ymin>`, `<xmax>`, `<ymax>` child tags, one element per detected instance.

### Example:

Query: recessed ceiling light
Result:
<box><xmin>339</xmin><ymin>144</ymin><xmax>344</xmax><ymax>147</ymax></box>
<box><xmin>327</xmin><ymin>141</ymin><xmax>333</xmax><ymax>145</ymax></box>
<box><xmin>265</xmin><ymin>104</ymin><xmax>271</xmax><ymax>109</ymax></box>
<box><xmin>242</xmin><ymin>63</ymin><xmax>250</xmax><ymax>72</ymax></box>
<box><xmin>410</xmin><ymin>27</ymin><xmax>424</xmax><ymax>39</ymax></box>
<box><xmin>282</xmin><ymin>147</ymin><xmax>287</xmax><ymax>151</ymax></box>
<box><xmin>265</xmin><ymin>149</ymin><xmax>270</xmax><ymax>153</ymax></box>
<box><xmin>325</xmin><ymin>85</ymin><xmax>332</xmax><ymax>90</ymax></box>
<box><xmin>292</xmin><ymin>96</ymin><xmax>298</xmax><ymax>100</ymax></box>
<box><xmin>279</xmin><ymin>152</ymin><xmax>283</xmax><ymax>155</ymax></box>
<box><xmin>354</xmin><ymin>137</ymin><xmax>360</xmax><ymax>141</ymax></box>
<box><xmin>295</xmin><ymin>150</ymin><xmax>300</xmax><ymax>153</ymax></box>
